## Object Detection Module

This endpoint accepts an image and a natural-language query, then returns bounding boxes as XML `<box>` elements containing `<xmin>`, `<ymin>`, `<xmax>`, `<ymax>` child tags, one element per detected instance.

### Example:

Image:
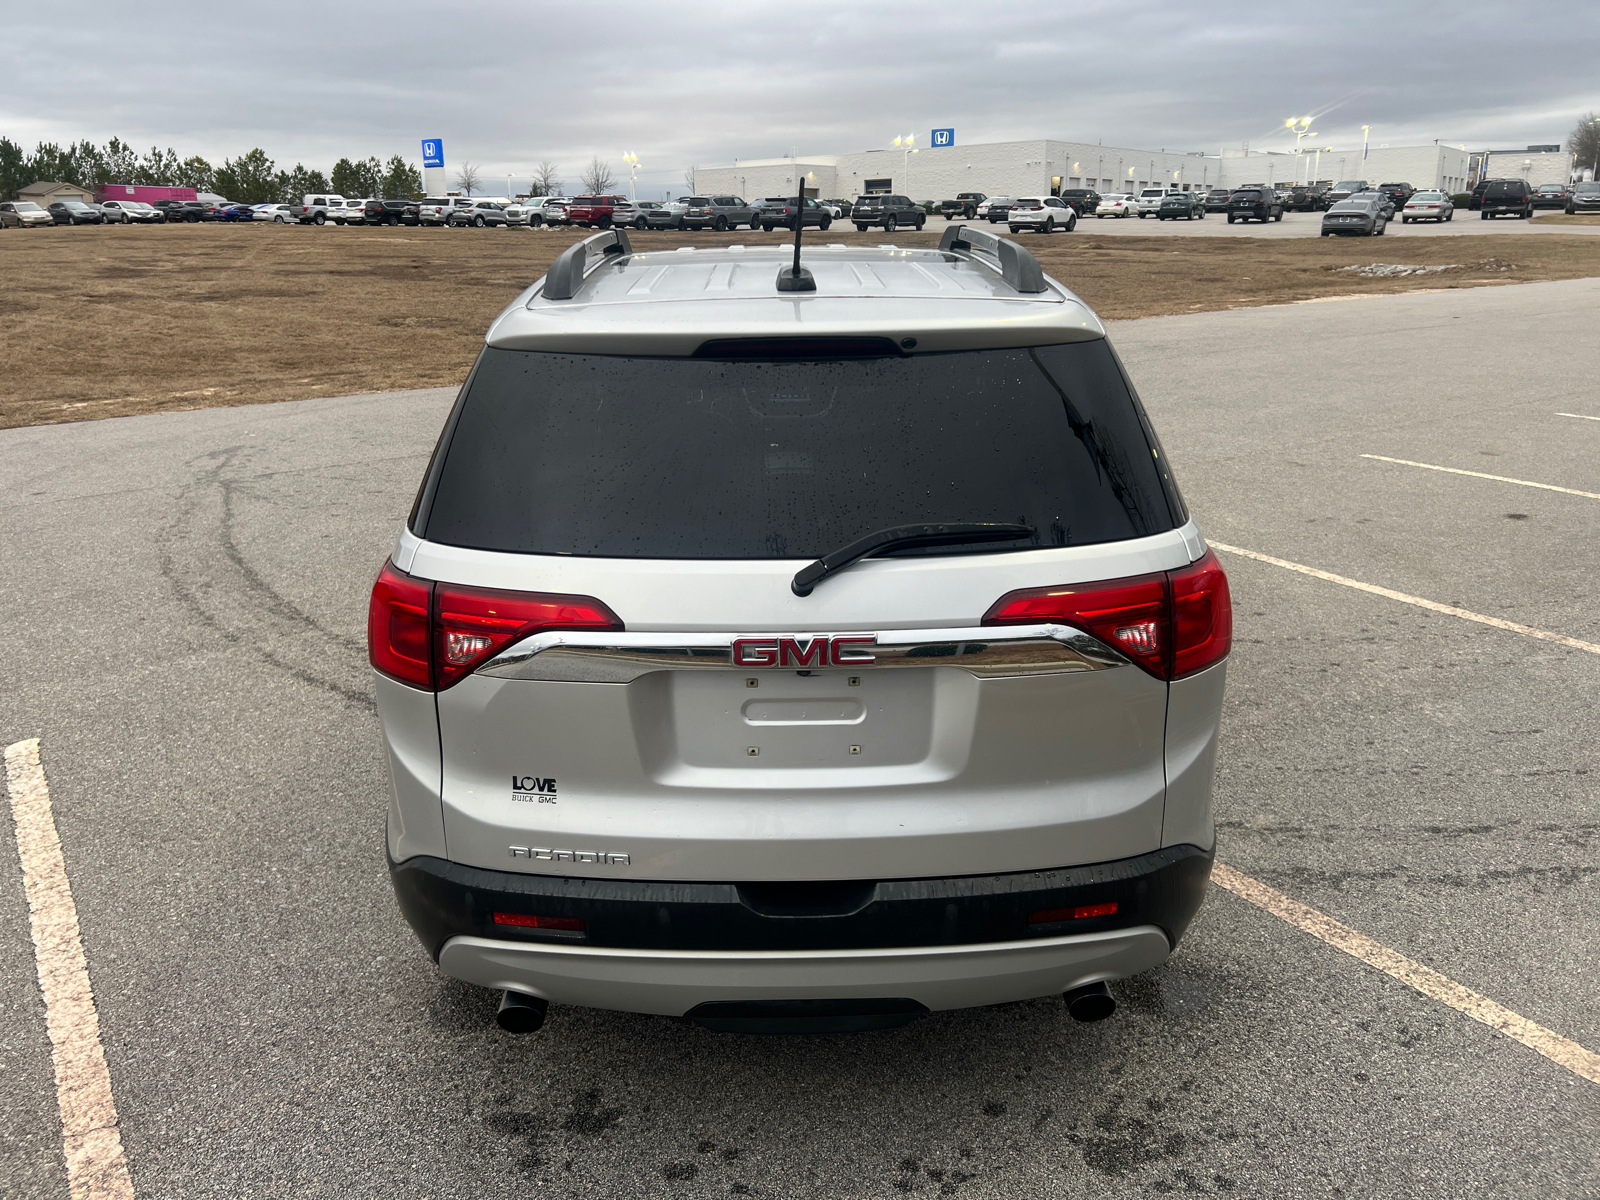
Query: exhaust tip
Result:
<box><xmin>1064</xmin><ymin>981</ymin><xmax>1115</xmax><ymax>1023</ymax></box>
<box><xmin>496</xmin><ymin>990</ymin><xmax>549</xmax><ymax>1033</ymax></box>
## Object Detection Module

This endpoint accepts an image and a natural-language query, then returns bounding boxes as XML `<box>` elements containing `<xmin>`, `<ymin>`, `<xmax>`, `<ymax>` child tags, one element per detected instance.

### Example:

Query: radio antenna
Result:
<box><xmin>776</xmin><ymin>176</ymin><xmax>816</xmax><ymax>292</ymax></box>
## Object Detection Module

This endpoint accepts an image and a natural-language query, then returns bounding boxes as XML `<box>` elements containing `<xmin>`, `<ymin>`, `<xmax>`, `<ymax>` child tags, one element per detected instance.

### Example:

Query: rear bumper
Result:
<box><xmin>439</xmin><ymin>925</ymin><xmax>1171</xmax><ymax>1016</ymax></box>
<box><xmin>390</xmin><ymin>843</ymin><xmax>1212</xmax><ymax>1012</ymax></box>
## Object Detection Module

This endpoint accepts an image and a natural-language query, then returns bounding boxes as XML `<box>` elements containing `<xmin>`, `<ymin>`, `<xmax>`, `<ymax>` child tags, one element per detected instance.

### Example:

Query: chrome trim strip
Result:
<box><xmin>478</xmin><ymin>623</ymin><xmax>1127</xmax><ymax>683</ymax></box>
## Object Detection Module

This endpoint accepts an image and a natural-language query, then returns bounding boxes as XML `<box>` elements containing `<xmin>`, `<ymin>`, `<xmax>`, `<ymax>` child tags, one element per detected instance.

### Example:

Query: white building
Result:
<box><xmin>693</xmin><ymin>138</ymin><xmax>1474</xmax><ymax>201</ymax></box>
<box><xmin>1483</xmin><ymin>147</ymin><xmax>1575</xmax><ymax>186</ymax></box>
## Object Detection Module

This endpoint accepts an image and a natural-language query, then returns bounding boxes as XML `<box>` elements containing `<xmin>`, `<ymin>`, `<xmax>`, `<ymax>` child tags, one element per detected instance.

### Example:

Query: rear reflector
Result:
<box><xmin>983</xmin><ymin>548</ymin><xmax>1231</xmax><ymax>680</ymax></box>
<box><xmin>1029</xmin><ymin>901</ymin><xmax>1118</xmax><ymax>924</ymax></box>
<box><xmin>492</xmin><ymin>912</ymin><xmax>586</xmax><ymax>931</ymax></box>
<box><xmin>367</xmin><ymin>560</ymin><xmax>623</xmax><ymax>691</ymax></box>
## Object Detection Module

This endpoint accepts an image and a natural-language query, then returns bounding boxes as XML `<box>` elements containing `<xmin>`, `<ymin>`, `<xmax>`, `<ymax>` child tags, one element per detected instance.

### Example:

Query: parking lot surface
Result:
<box><xmin>2</xmin><ymin>279</ymin><xmax>1597</xmax><ymax>1198</ymax></box>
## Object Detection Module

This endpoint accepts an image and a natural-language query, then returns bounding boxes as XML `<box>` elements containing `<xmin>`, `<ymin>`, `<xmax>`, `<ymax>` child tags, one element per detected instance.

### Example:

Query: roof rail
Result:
<box><xmin>937</xmin><ymin>224</ymin><xmax>1046</xmax><ymax>294</ymax></box>
<box><xmin>542</xmin><ymin>228</ymin><xmax>634</xmax><ymax>300</ymax></box>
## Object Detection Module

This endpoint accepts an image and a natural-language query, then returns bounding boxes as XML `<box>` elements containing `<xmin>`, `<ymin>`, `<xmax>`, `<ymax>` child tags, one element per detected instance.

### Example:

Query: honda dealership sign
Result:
<box><xmin>422</xmin><ymin>139</ymin><xmax>445</xmax><ymax>168</ymax></box>
<box><xmin>931</xmin><ymin>128</ymin><xmax>954</xmax><ymax>147</ymax></box>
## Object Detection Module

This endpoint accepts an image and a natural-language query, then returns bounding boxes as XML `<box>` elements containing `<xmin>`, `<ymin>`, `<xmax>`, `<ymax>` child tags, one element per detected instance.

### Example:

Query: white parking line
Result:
<box><xmin>1213</xmin><ymin>863</ymin><xmax>1600</xmax><ymax>1086</ymax></box>
<box><xmin>1209</xmin><ymin>542</ymin><xmax>1600</xmax><ymax>656</ymax></box>
<box><xmin>1556</xmin><ymin>412</ymin><xmax>1600</xmax><ymax>422</ymax></box>
<box><xmin>1361</xmin><ymin>454</ymin><xmax>1600</xmax><ymax>500</ymax></box>
<box><xmin>4</xmin><ymin>739</ymin><xmax>135</xmax><ymax>1200</ymax></box>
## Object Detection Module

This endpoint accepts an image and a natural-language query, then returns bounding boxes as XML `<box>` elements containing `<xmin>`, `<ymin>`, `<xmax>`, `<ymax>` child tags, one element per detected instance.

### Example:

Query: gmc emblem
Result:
<box><xmin>731</xmin><ymin>634</ymin><xmax>877</xmax><ymax>668</ymax></box>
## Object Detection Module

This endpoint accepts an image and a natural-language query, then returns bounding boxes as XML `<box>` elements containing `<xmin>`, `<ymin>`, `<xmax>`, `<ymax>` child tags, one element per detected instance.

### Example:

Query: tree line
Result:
<box><xmin>0</xmin><ymin>136</ymin><xmax>423</xmax><ymax>204</ymax></box>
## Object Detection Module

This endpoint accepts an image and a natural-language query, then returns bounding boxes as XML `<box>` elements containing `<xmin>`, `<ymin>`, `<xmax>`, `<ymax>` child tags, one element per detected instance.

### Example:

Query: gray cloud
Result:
<box><xmin>3</xmin><ymin>0</ymin><xmax>1595</xmax><ymax>196</ymax></box>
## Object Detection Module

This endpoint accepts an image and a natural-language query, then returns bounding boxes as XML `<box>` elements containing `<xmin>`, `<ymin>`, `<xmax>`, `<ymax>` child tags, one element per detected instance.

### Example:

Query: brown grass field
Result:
<box><xmin>4</xmin><ymin>221</ymin><xmax>1599</xmax><ymax>430</ymax></box>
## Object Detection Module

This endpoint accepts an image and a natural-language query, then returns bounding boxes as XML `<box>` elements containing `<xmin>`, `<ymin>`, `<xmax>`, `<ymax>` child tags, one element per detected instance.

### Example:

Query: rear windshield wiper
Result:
<box><xmin>791</xmin><ymin>522</ymin><xmax>1036</xmax><ymax>597</ymax></box>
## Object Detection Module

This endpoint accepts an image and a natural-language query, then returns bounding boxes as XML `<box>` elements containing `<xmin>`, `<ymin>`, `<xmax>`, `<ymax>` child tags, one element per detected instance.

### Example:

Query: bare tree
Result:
<box><xmin>531</xmin><ymin>160</ymin><xmax>562</xmax><ymax>197</ymax></box>
<box><xmin>683</xmin><ymin>164</ymin><xmax>698</xmax><ymax>194</ymax></box>
<box><xmin>1570</xmin><ymin>113</ymin><xmax>1600</xmax><ymax>180</ymax></box>
<box><xmin>580</xmin><ymin>155</ymin><xmax>617</xmax><ymax>194</ymax></box>
<box><xmin>455</xmin><ymin>161</ymin><xmax>481</xmax><ymax>196</ymax></box>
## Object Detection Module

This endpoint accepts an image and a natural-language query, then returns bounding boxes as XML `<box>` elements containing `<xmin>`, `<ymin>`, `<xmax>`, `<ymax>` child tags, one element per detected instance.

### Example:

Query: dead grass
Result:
<box><xmin>4</xmin><ymin>222</ymin><xmax>1600</xmax><ymax>429</ymax></box>
<box><xmin>1531</xmin><ymin>212</ymin><xmax>1600</xmax><ymax>225</ymax></box>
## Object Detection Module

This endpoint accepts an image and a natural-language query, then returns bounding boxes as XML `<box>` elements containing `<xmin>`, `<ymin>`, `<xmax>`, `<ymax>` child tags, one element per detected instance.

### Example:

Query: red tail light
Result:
<box><xmin>492</xmin><ymin>912</ymin><xmax>585</xmax><ymax>931</ymax></box>
<box><xmin>1029</xmin><ymin>901</ymin><xmax>1117</xmax><ymax>924</ymax></box>
<box><xmin>367</xmin><ymin>560</ymin><xmax>622</xmax><ymax>691</ymax></box>
<box><xmin>982</xmin><ymin>549</ymin><xmax>1231</xmax><ymax>681</ymax></box>
<box><xmin>369</xmin><ymin>561</ymin><xmax>432</xmax><ymax>688</ymax></box>
<box><xmin>433</xmin><ymin>580</ymin><xmax>621</xmax><ymax>688</ymax></box>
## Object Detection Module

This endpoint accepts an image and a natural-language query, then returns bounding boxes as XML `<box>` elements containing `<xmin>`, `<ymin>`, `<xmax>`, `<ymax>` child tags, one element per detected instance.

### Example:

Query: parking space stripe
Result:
<box><xmin>4</xmin><ymin>739</ymin><xmax>135</xmax><ymax>1200</ymax></box>
<box><xmin>1360</xmin><ymin>454</ymin><xmax>1600</xmax><ymax>500</ymax></box>
<box><xmin>1556</xmin><ymin>412</ymin><xmax>1600</xmax><ymax>422</ymax></box>
<box><xmin>1209</xmin><ymin>542</ymin><xmax>1600</xmax><ymax>656</ymax></box>
<box><xmin>1213</xmin><ymin>863</ymin><xmax>1600</xmax><ymax>1085</ymax></box>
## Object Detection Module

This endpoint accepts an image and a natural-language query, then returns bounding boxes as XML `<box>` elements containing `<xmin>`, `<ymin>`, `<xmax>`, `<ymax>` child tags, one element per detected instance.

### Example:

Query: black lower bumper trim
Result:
<box><xmin>389</xmin><ymin>843</ymin><xmax>1214</xmax><ymax>957</ymax></box>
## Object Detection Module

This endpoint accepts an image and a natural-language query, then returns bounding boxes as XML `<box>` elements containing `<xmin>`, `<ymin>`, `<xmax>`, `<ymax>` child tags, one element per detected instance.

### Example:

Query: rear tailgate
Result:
<box><xmin>402</xmin><ymin>338</ymin><xmax>1221</xmax><ymax>883</ymax></box>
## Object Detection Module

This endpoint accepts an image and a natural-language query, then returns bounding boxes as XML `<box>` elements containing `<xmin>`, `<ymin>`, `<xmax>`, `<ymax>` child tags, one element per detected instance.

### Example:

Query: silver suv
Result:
<box><xmin>373</xmin><ymin>226</ymin><xmax>1231</xmax><ymax>1035</ymax></box>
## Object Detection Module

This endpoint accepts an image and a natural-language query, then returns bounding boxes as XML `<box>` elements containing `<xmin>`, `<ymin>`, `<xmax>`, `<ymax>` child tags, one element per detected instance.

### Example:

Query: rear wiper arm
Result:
<box><xmin>791</xmin><ymin>522</ymin><xmax>1036</xmax><ymax>597</ymax></box>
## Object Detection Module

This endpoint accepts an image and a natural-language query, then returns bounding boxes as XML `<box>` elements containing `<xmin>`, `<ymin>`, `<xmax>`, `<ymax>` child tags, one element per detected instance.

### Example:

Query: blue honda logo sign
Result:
<box><xmin>931</xmin><ymin>128</ymin><xmax>954</xmax><ymax>148</ymax></box>
<box><xmin>421</xmin><ymin>139</ymin><xmax>444</xmax><ymax>168</ymax></box>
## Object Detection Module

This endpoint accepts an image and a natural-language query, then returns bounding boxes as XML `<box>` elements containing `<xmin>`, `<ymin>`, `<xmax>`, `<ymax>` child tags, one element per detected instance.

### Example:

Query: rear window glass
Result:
<box><xmin>418</xmin><ymin>343</ymin><xmax>1182</xmax><ymax>559</ymax></box>
<box><xmin>1232</xmin><ymin>190</ymin><xmax>1261</xmax><ymax>198</ymax></box>
<box><xmin>1485</xmin><ymin>182</ymin><xmax>1524</xmax><ymax>196</ymax></box>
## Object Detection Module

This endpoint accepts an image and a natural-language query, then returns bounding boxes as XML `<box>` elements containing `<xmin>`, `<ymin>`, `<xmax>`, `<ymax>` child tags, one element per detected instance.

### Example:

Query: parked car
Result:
<box><xmin>48</xmin><ymin>200</ymin><xmax>104</xmax><ymax>225</ymax></box>
<box><xmin>1531</xmin><ymin>183</ymin><xmax>1570</xmax><ymax>210</ymax></box>
<box><xmin>449</xmin><ymin>200</ymin><xmax>510</xmax><ymax>227</ymax></box>
<box><xmin>339</xmin><ymin>198</ymin><xmax>371</xmax><ymax>225</ymax></box>
<box><xmin>1567</xmin><ymin>181</ymin><xmax>1600</xmax><ymax>214</ymax></box>
<box><xmin>0</xmin><ymin>200</ymin><xmax>54</xmax><ymax>228</ymax></box>
<box><xmin>604</xmin><ymin>200</ymin><xmax>645</xmax><ymax>228</ymax></box>
<box><xmin>823</xmin><ymin>198</ymin><xmax>854</xmax><ymax>218</ymax></box>
<box><xmin>517</xmin><ymin>197</ymin><xmax>570</xmax><ymax>227</ymax></box>
<box><xmin>1156</xmin><ymin>192</ymin><xmax>1206</xmax><ymax>221</ymax></box>
<box><xmin>1320</xmin><ymin>195</ymin><xmax>1388</xmax><ymax>237</ymax></box>
<box><xmin>365</xmin><ymin>199</ymin><xmax>421</xmax><ymax>226</ymax></box>
<box><xmin>815</xmin><ymin>199</ymin><xmax>843</xmax><ymax>219</ymax></box>
<box><xmin>373</xmin><ymin>226</ymin><xmax>1230</xmax><ymax>1036</ymax></box>
<box><xmin>759</xmin><ymin>197</ymin><xmax>833</xmax><ymax>232</ymax></box>
<box><xmin>1007</xmin><ymin>196</ymin><xmax>1076</xmax><ymax>233</ymax></box>
<box><xmin>851</xmin><ymin>193</ymin><xmax>924</xmax><ymax>232</ymax></box>
<box><xmin>215</xmin><ymin>203</ymin><xmax>256</xmax><ymax>222</ymax></box>
<box><xmin>1324</xmin><ymin>180</ymin><xmax>1369</xmax><ymax>206</ymax></box>
<box><xmin>1056</xmin><ymin>189</ymin><xmax>1100</xmax><ymax>216</ymax></box>
<box><xmin>940</xmin><ymin>192</ymin><xmax>987</xmax><ymax>220</ymax></box>
<box><xmin>1226</xmin><ymin>187</ymin><xmax>1283</xmax><ymax>223</ymax></box>
<box><xmin>1201</xmin><ymin>189</ymin><xmax>1232</xmax><ymax>213</ymax></box>
<box><xmin>680</xmin><ymin>195</ymin><xmax>754</xmax><ymax>231</ymax></box>
<box><xmin>99</xmin><ymin>199</ymin><xmax>164</xmax><ymax>223</ymax></box>
<box><xmin>1095</xmin><ymin>193</ymin><xmax>1136</xmax><ymax>218</ymax></box>
<box><xmin>1401</xmin><ymin>191</ymin><xmax>1453</xmax><ymax>223</ymax></box>
<box><xmin>562</xmin><ymin>194</ymin><xmax>624</xmax><ymax>228</ymax></box>
<box><xmin>1134</xmin><ymin>188</ymin><xmax>1170</xmax><ymax>217</ymax></box>
<box><xmin>252</xmin><ymin>203</ymin><xmax>296</xmax><ymax>223</ymax></box>
<box><xmin>415</xmin><ymin>198</ymin><xmax>451</xmax><ymax>226</ymax></box>
<box><xmin>975</xmin><ymin>196</ymin><xmax>1014</xmax><ymax>222</ymax></box>
<box><xmin>1479</xmin><ymin>178</ymin><xmax>1533</xmax><ymax>219</ymax></box>
<box><xmin>1377</xmin><ymin>183</ymin><xmax>1415</xmax><ymax>209</ymax></box>
<box><xmin>1352</xmin><ymin>190</ymin><xmax>1396</xmax><ymax>220</ymax></box>
<box><xmin>293</xmin><ymin>194</ymin><xmax>349</xmax><ymax>225</ymax></box>
<box><xmin>1280</xmin><ymin>187</ymin><xmax>1320</xmax><ymax>213</ymax></box>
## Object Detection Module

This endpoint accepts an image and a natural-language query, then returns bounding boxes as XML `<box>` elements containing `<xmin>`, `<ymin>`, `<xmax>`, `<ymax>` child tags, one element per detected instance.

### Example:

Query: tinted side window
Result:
<box><xmin>419</xmin><ymin>342</ymin><xmax>1180</xmax><ymax>558</ymax></box>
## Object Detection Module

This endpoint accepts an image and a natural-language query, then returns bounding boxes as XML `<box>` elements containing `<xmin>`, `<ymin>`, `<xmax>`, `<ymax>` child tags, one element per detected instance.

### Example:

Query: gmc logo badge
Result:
<box><xmin>731</xmin><ymin>635</ymin><xmax>876</xmax><ymax>668</ymax></box>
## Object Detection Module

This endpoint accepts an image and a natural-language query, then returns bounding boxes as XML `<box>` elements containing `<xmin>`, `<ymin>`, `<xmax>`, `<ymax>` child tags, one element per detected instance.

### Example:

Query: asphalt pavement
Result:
<box><xmin>2</xmin><ymin>279</ymin><xmax>1597</xmax><ymax>1199</ymax></box>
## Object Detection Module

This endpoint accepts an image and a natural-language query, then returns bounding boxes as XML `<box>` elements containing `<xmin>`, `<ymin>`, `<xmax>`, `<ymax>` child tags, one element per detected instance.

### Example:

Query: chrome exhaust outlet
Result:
<box><xmin>496</xmin><ymin>990</ymin><xmax>549</xmax><ymax>1033</ymax></box>
<box><xmin>1064</xmin><ymin>980</ymin><xmax>1115</xmax><ymax>1023</ymax></box>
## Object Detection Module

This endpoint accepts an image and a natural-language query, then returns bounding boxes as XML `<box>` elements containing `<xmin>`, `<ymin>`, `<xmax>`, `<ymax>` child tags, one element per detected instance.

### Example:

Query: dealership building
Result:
<box><xmin>692</xmin><ymin>137</ymin><xmax>1479</xmax><ymax>201</ymax></box>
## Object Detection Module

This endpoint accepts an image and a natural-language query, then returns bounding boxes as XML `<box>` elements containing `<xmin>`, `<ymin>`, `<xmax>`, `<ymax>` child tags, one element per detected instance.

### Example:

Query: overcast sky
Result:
<box><xmin>4</xmin><ymin>1</ymin><xmax>1595</xmax><ymax>196</ymax></box>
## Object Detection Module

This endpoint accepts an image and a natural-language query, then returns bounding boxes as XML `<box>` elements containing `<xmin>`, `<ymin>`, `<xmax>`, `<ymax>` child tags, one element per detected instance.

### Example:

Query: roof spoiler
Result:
<box><xmin>938</xmin><ymin>224</ymin><xmax>1046</xmax><ymax>294</ymax></box>
<box><xmin>542</xmin><ymin>228</ymin><xmax>634</xmax><ymax>300</ymax></box>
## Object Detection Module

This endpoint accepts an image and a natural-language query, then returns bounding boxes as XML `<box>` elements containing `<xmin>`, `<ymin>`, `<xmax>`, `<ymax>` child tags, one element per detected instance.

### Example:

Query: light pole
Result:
<box><xmin>622</xmin><ymin>152</ymin><xmax>639</xmax><ymax>201</ymax></box>
<box><xmin>1361</xmin><ymin>125</ymin><xmax>1370</xmax><ymax>173</ymax></box>
<box><xmin>892</xmin><ymin>134</ymin><xmax>918</xmax><ymax>198</ymax></box>
<box><xmin>1285</xmin><ymin>117</ymin><xmax>1313</xmax><ymax>183</ymax></box>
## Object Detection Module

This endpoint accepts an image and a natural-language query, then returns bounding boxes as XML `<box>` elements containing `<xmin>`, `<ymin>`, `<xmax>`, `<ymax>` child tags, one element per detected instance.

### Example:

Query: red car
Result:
<box><xmin>564</xmin><ymin>195</ymin><xmax>628</xmax><ymax>228</ymax></box>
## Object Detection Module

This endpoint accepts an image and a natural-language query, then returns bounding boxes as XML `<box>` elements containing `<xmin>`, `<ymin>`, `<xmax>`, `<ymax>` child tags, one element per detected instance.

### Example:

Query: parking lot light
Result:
<box><xmin>622</xmin><ymin>152</ymin><xmax>640</xmax><ymax>202</ymax></box>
